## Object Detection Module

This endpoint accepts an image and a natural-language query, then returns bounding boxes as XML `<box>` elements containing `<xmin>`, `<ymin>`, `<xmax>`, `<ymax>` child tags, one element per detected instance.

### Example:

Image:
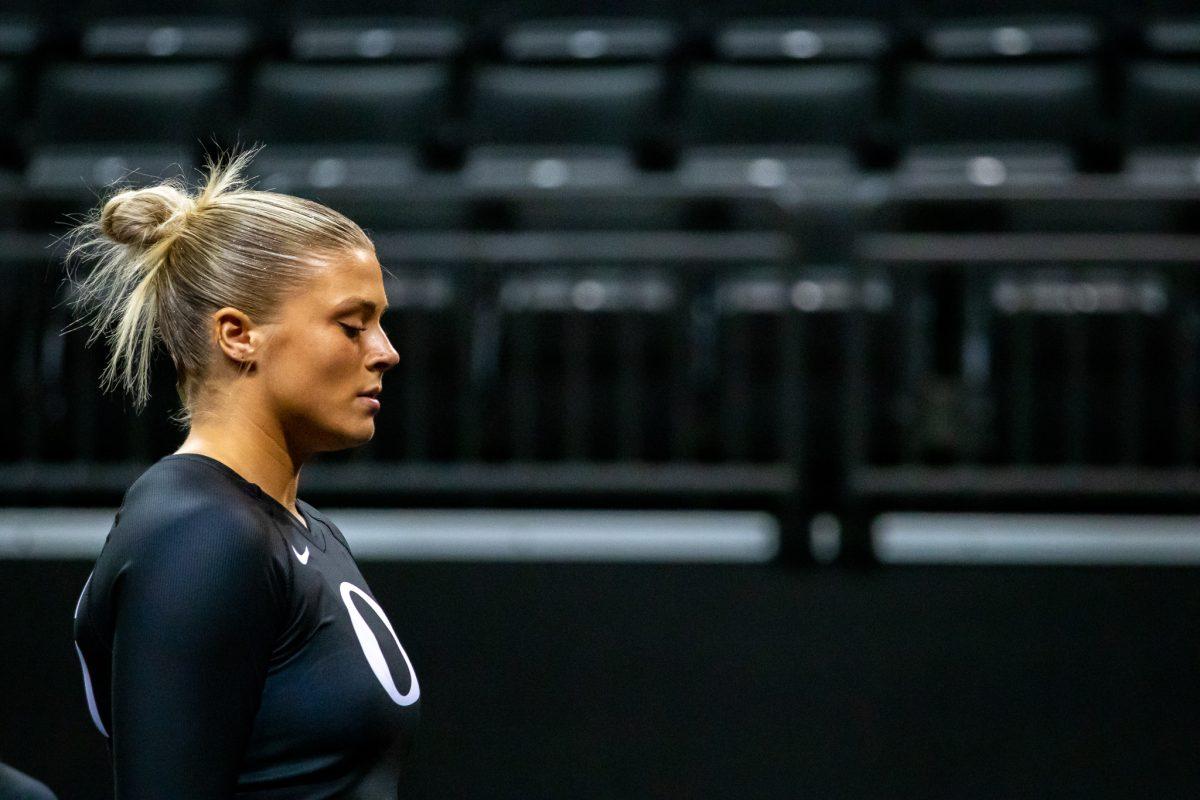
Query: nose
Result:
<box><xmin>369</xmin><ymin>327</ymin><xmax>401</xmax><ymax>373</ymax></box>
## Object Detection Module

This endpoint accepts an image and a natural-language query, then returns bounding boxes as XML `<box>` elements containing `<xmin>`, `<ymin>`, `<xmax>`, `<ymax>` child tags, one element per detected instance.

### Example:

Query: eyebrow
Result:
<box><xmin>335</xmin><ymin>297</ymin><xmax>390</xmax><ymax>314</ymax></box>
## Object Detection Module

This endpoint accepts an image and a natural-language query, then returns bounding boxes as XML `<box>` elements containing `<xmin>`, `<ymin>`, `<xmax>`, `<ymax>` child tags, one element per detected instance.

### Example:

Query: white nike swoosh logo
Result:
<box><xmin>291</xmin><ymin>543</ymin><xmax>310</xmax><ymax>565</ymax></box>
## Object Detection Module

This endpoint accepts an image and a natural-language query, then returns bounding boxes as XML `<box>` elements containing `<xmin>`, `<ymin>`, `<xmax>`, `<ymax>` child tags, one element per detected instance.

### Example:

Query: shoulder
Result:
<box><xmin>115</xmin><ymin>457</ymin><xmax>272</xmax><ymax>551</ymax></box>
<box><xmin>123</xmin><ymin>455</ymin><xmax>259</xmax><ymax>515</ymax></box>
<box><xmin>101</xmin><ymin>458</ymin><xmax>290</xmax><ymax>600</ymax></box>
<box><xmin>82</xmin><ymin>458</ymin><xmax>295</xmax><ymax>647</ymax></box>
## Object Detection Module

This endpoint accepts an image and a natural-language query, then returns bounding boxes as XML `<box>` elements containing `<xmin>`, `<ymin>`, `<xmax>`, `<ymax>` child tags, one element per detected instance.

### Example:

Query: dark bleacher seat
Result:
<box><xmin>899</xmin><ymin>15</ymin><xmax>1101</xmax><ymax>188</ymax></box>
<box><xmin>500</xmin><ymin>17</ymin><xmax>676</xmax><ymax>62</ymax></box>
<box><xmin>27</xmin><ymin>63</ymin><xmax>230</xmax><ymax>224</ymax></box>
<box><xmin>677</xmin><ymin>17</ymin><xmax>881</xmax><ymax>206</ymax></box>
<box><xmin>465</xmin><ymin>52</ymin><xmax>670</xmax><ymax>227</ymax></box>
<box><xmin>239</xmin><ymin>62</ymin><xmax>460</xmax><ymax>229</ymax></box>
<box><xmin>468</xmin><ymin>64</ymin><xmax>663</xmax><ymax>149</ymax></box>
<box><xmin>289</xmin><ymin>18</ymin><xmax>464</xmax><ymax>62</ymax></box>
<box><xmin>902</xmin><ymin>63</ymin><xmax>1098</xmax><ymax>145</ymax></box>
<box><xmin>489</xmin><ymin>262</ymin><xmax>682</xmax><ymax>462</ymax></box>
<box><xmin>29</xmin><ymin>67</ymin><xmax>214</xmax><ymax>195</ymax></box>
<box><xmin>0</xmin><ymin>11</ymin><xmax>40</xmax><ymax>58</ymax></box>
<box><xmin>460</xmin><ymin>17</ymin><xmax>673</xmax><ymax>228</ymax></box>
<box><xmin>711</xmin><ymin>266</ymin><xmax>900</xmax><ymax>481</ymax></box>
<box><xmin>920</xmin><ymin>15</ymin><xmax>1100</xmax><ymax>60</ymax></box>
<box><xmin>76</xmin><ymin>0</ymin><xmax>269</xmax><ymax>59</ymax></box>
<box><xmin>36</xmin><ymin>63</ymin><xmax>232</xmax><ymax>145</ymax></box>
<box><xmin>245</xmin><ymin>63</ymin><xmax>448</xmax><ymax>148</ymax></box>
<box><xmin>675</xmin><ymin>26</ymin><xmax>876</xmax><ymax>240</ymax></box>
<box><xmin>712</xmin><ymin>17</ymin><xmax>887</xmax><ymax>62</ymax></box>
<box><xmin>79</xmin><ymin>21</ymin><xmax>255</xmax><ymax>60</ymax></box>
<box><xmin>898</xmin><ymin>63</ymin><xmax>1099</xmax><ymax>185</ymax></box>
<box><xmin>1143</xmin><ymin>16</ymin><xmax>1200</xmax><ymax>55</ymax></box>
<box><xmin>278</xmin><ymin>7</ymin><xmax>467</xmax><ymax>224</ymax></box>
<box><xmin>681</xmin><ymin>64</ymin><xmax>878</xmax><ymax>150</ymax></box>
<box><xmin>470</xmin><ymin>17</ymin><xmax>670</xmax><ymax>148</ymax></box>
<box><xmin>984</xmin><ymin>266</ymin><xmax>1184</xmax><ymax>466</ymax></box>
<box><xmin>1123</xmin><ymin>62</ymin><xmax>1200</xmax><ymax>186</ymax></box>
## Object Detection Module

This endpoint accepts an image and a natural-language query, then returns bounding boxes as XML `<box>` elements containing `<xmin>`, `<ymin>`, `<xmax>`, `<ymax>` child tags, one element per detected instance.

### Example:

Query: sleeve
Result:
<box><xmin>109</xmin><ymin>510</ymin><xmax>288</xmax><ymax>799</ymax></box>
<box><xmin>0</xmin><ymin>763</ymin><xmax>58</xmax><ymax>800</ymax></box>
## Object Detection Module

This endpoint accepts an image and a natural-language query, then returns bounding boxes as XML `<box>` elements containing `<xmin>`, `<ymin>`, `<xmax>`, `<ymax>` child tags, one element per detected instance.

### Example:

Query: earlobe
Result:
<box><xmin>218</xmin><ymin>343</ymin><xmax>253</xmax><ymax>367</ymax></box>
<box><xmin>213</xmin><ymin>307</ymin><xmax>258</xmax><ymax>365</ymax></box>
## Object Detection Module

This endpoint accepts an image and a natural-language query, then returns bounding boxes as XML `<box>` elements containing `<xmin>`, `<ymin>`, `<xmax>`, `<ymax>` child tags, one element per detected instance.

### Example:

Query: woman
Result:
<box><xmin>66</xmin><ymin>145</ymin><xmax>420</xmax><ymax>798</ymax></box>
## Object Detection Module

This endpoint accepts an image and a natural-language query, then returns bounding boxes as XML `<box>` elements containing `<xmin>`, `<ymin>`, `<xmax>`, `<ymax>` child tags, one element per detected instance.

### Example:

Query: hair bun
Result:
<box><xmin>99</xmin><ymin>184</ymin><xmax>195</xmax><ymax>248</ymax></box>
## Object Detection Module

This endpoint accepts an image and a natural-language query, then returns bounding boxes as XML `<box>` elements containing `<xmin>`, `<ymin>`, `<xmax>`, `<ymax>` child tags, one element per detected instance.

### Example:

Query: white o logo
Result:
<box><xmin>339</xmin><ymin>581</ymin><xmax>421</xmax><ymax>707</ymax></box>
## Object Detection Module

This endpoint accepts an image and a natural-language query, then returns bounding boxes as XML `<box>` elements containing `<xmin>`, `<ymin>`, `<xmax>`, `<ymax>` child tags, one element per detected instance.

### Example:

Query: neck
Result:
<box><xmin>175</xmin><ymin>407</ymin><xmax>305</xmax><ymax>516</ymax></box>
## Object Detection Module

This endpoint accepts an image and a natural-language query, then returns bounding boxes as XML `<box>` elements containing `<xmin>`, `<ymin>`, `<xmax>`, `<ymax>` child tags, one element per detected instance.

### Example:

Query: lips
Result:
<box><xmin>357</xmin><ymin>387</ymin><xmax>382</xmax><ymax>411</ymax></box>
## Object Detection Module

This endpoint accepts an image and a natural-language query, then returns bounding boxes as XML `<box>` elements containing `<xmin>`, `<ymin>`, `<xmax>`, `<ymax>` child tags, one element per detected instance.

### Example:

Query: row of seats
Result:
<box><xmin>0</xmin><ymin>60</ymin><xmax>1197</xmax><ymax>190</ymax></box>
<box><xmin>11</xmin><ymin>59</ymin><xmax>1193</xmax><ymax>145</ymax></box>
<box><xmin>0</xmin><ymin>13</ymin><xmax>1196</xmax><ymax>196</ymax></box>
<box><xmin>4</xmin><ymin>11</ymin><xmax>1199</xmax><ymax>60</ymax></box>
<box><xmin>3</xmin><ymin>233</ymin><xmax>1195</xmax><ymax>473</ymax></box>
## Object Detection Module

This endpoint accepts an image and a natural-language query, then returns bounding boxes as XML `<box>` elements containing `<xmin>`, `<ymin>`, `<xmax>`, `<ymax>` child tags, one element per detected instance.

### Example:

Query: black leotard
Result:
<box><xmin>0</xmin><ymin>762</ymin><xmax>57</xmax><ymax>800</ymax></box>
<box><xmin>72</xmin><ymin>453</ymin><xmax>421</xmax><ymax>798</ymax></box>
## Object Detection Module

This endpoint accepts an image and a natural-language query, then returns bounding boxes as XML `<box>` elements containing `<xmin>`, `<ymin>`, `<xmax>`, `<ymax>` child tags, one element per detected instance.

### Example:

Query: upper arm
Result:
<box><xmin>110</xmin><ymin>510</ymin><xmax>285</xmax><ymax>798</ymax></box>
<box><xmin>0</xmin><ymin>763</ymin><xmax>58</xmax><ymax>800</ymax></box>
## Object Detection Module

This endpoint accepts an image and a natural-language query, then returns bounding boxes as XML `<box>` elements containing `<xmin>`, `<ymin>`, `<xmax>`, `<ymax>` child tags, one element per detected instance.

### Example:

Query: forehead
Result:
<box><xmin>301</xmin><ymin>247</ymin><xmax>386</xmax><ymax>306</ymax></box>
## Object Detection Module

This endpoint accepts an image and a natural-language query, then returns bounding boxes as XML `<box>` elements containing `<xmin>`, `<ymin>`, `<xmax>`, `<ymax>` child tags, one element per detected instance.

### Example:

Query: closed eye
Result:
<box><xmin>339</xmin><ymin>323</ymin><xmax>365</xmax><ymax>338</ymax></box>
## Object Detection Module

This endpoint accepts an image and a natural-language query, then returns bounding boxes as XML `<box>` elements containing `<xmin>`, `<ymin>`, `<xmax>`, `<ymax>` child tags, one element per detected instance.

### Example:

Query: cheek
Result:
<box><xmin>270</xmin><ymin>331</ymin><xmax>357</xmax><ymax>402</ymax></box>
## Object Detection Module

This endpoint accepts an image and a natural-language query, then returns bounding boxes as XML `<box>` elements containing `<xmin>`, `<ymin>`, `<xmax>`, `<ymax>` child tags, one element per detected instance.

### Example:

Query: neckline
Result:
<box><xmin>161</xmin><ymin>453</ymin><xmax>319</xmax><ymax>543</ymax></box>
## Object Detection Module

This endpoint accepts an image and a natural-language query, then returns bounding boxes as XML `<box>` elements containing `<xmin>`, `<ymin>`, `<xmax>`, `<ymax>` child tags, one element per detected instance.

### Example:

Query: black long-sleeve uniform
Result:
<box><xmin>72</xmin><ymin>453</ymin><xmax>421</xmax><ymax>798</ymax></box>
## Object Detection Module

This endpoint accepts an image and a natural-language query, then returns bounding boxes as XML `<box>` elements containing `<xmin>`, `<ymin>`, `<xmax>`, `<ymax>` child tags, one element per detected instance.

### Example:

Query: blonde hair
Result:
<box><xmin>58</xmin><ymin>144</ymin><xmax>374</xmax><ymax>429</ymax></box>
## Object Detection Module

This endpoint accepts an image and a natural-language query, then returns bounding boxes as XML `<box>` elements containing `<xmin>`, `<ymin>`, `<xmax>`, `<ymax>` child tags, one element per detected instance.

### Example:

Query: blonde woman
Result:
<box><xmin>66</xmin><ymin>146</ymin><xmax>421</xmax><ymax>798</ymax></box>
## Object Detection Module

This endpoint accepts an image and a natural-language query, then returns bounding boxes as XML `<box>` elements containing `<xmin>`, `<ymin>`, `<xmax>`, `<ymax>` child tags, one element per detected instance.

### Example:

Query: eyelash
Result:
<box><xmin>340</xmin><ymin>323</ymin><xmax>366</xmax><ymax>338</ymax></box>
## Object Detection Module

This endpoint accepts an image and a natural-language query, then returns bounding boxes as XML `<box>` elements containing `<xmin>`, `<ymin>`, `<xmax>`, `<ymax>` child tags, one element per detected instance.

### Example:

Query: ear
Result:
<box><xmin>212</xmin><ymin>307</ymin><xmax>258</xmax><ymax>365</ymax></box>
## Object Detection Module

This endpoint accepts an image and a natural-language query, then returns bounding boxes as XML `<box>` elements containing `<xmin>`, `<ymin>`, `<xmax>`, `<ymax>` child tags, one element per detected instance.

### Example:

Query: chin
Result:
<box><xmin>312</xmin><ymin>419</ymin><xmax>375</xmax><ymax>453</ymax></box>
<box><xmin>352</xmin><ymin>418</ymin><xmax>377</xmax><ymax>443</ymax></box>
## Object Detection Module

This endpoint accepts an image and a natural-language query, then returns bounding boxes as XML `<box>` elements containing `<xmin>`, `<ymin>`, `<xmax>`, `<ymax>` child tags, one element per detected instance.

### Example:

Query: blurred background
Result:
<box><xmin>3</xmin><ymin>0</ymin><xmax>1200</xmax><ymax>796</ymax></box>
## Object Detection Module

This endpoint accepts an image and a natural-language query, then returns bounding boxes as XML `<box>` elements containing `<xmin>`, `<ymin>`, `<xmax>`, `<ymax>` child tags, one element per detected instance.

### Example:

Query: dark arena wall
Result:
<box><xmin>4</xmin><ymin>558</ymin><xmax>1200</xmax><ymax>799</ymax></box>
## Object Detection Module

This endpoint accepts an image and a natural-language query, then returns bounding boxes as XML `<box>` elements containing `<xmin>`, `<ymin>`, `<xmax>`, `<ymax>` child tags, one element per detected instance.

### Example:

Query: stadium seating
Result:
<box><xmin>2</xmin><ymin>1</ymin><xmax>1199</xmax><ymax>528</ymax></box>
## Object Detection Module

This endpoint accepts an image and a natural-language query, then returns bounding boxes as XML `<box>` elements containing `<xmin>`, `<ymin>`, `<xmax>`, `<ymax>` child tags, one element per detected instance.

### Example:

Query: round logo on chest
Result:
<box><xmin>338</xmin><ymin>581</ymin><xmax>421</xmax><ymax>707</ymax></box>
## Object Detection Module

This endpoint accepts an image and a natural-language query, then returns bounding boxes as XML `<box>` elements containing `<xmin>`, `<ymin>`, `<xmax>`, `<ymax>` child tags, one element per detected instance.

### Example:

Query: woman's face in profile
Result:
<box><xmin>261</xmin><ymin>246</ymin><xmax>399</xmax><ymax>453</ymax></box>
